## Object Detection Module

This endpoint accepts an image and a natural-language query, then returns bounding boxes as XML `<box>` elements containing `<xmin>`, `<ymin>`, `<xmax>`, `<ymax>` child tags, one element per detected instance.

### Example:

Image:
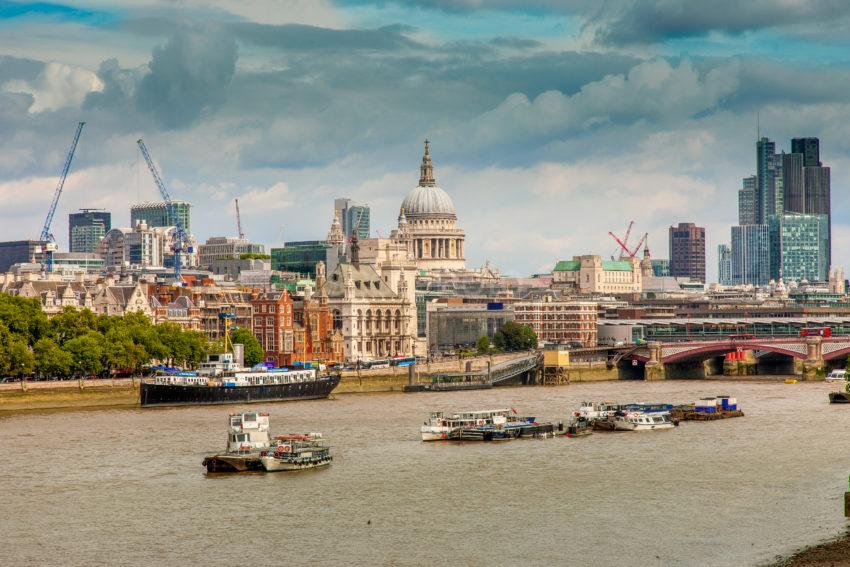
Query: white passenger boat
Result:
<box><xmin>577</xmin><ymin>402</ymin><xmax>623</xmax><ymax>420</ymax></box>
<box><xmin>260</xmin><ymin>434</ymin><xmax>332</xmax><ymax>472</ymax></box>
<box><xmin>826</xmin><ymin>369</ymin><xmax>846</xmax><ymax>383</ymax></box>
<box><xmin>613</xmin><ymin>411</ymin><xmax>676</xmax><ymax>431</ymax></box>
<box><xmin>202</xmin><ymin>411</ymin><xmax>272</xmax><ymax>472</ymax></box>
<box><xmin>420</xmin><ymin>409</ymin><xmax>512</xmax><ymax>441</ymax></box>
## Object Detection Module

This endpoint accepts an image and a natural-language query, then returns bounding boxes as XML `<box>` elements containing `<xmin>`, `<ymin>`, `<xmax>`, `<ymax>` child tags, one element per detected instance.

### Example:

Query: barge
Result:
<box><xmin>141</xmin><ymin>353</ymin><xmax>340</xmax><ymax>407</ymax></box>
<box><xmin>202</xmin><ymin>411</ymin><xmax>270</xmax><ymax>473</ymax></box>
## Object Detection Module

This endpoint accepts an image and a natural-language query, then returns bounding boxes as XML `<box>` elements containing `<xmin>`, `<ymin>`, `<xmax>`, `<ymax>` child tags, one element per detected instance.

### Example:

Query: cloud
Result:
<box><xmin>2</xmin><ymin>61</ymin><xmax>103</xmax><ymax>112</ymax></box>
<box><xmin>135</xmin><ymin>26</ymin><xmax>237</xmax><ymax>129</ymax></box>
<box><xmin>231</xmin><ymin>22</ymin><xmax>419</xmax><ymax>51</ymax></box>
<box><xmin>451</xmin><ymin>58</ymin><xmax>739</xmax><ymax>156</ymax></box>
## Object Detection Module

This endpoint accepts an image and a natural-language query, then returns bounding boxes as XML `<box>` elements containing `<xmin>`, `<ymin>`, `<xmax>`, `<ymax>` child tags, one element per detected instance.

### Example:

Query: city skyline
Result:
<box><xmin>2</xmin><ymin>2</ymin><xmax>850</xmax><ymax>279</ymax></box>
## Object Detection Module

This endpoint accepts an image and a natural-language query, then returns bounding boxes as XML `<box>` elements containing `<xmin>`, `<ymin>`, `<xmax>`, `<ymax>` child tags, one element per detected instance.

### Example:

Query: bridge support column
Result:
<box><xmin>723</xmin><ymin>349</ymin><xmax>757</xmax><ymax>376</ymax></box>
<box><xmin>644</xmin><ymin>341</ymin><xmax>665</xmax><ymax>381</ymax></box>
<box><xmin>802</xmin><ymin>337</ymin><xmax>825</xmax><ymax>381</ymax></box>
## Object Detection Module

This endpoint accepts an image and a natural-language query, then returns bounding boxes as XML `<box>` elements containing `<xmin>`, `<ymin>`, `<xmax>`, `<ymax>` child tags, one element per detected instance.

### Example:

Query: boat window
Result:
<box><xmin>244</xmin><ymin>413</ymin><xmax>257</xmax><ymax>422</ymax></box>
<box><xmin>230</xmin><ymin>417</ymin><xmax>242</xmax><ymax>427</ymax></box>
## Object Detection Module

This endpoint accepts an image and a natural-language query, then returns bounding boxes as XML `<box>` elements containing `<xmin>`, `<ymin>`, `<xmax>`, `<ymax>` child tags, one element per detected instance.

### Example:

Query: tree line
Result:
<box><xmin>0</xmin><ymin>293</ymin><xmax>210</xmax><ymax>379</ymax></box>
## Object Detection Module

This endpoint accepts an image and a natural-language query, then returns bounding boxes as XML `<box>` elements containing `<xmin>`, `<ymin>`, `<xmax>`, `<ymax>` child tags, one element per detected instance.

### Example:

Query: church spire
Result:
<box><xmin>419</xmin><ymin>139</ymin><xmax>436</xmax><ymax>187</ymax></box>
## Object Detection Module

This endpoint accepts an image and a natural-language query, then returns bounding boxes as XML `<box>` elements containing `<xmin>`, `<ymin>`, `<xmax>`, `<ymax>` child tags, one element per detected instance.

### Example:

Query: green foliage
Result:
<box><xmin>231</xmin><ymin>328</ymin><xmax>264</xmax><ymax>367</ymax></box>
<box><xmin>240</xmin><ymin>253</ymin><xmax>271</xmax><ymax>260</ymax></box>
<box><xmin>64</xmin><ymin>333</ymin><xmax>104</xmax><ymax>376</ymax></box>
<box><xmin>493</xmin><ymin>321</ymin><xmax>538</xmax><ymax>352</ymax></box>
<box><xmin>0</xmin><ymin>291</ymin><xmax>214</xmax><ymax>378</ymax></box>
<box><xmin>33</xmin><ymin>339</ymin><xmax>72</xmax><ymax>378</ymax></box>
<box><xmin>476</xmin><ymin>336</ymin><xmax>490</xmax><ymax>355</ymax></box>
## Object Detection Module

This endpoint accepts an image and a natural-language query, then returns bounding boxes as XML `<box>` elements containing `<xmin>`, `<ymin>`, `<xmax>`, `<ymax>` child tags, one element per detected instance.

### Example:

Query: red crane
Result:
<box><xmin>608</xmin><ymin>226</ymin><xmax>647</xmax><ymax>258</ymax></box>
<box><xmin>609</xmin><ymin>221</ymin><xmax>633</xmax><ymax>259</ymax></box>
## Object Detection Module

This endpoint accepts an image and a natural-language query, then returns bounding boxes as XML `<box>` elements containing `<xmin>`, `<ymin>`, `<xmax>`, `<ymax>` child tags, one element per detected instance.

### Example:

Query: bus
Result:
<box><xmin>728</xmin><ymin>334</ymin><xmax>755</xmax><ymax>341</ymax></box>
<box><xmin>362</xmin><ymin>359</ymin><xmax>390</xmax><ymax>369</ymax></box>
<box><xmin>800</xmin><ymin>327</ymin><xmax>831</xmax><ymax>337</ymax></box>
<box><xmin>390</xmin><ymin>356</ymin><xmax>416</xmax><ymax>367</ymax></box>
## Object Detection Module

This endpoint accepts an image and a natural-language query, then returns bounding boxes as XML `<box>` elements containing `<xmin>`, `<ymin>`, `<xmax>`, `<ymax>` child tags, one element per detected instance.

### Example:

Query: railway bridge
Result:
<box><xmin>625</xmin><ymin>336</ymin><xmax>850</xmax><ymax>380</ymax></box>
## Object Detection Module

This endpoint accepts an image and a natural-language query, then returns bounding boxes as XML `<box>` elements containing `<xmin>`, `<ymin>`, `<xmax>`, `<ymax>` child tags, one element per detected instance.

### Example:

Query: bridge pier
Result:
<box><xmin>644</xmin><ymin>342</ymin><xmax>665</xmax><ymax>380</ymax></box>
<box><xmin>802</xmin><ymin>336</ymin><xmax>825</xmax><ymax>381</ymax></box>
<box><xmin>723</xmin><ymin>349</ymin><xmax>757</xmax><ymax>376</ymax></box>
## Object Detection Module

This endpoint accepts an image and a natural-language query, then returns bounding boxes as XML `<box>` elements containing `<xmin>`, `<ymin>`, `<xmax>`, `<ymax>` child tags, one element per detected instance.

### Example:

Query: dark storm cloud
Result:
<box><xmin>134</xmin><ymin>27</ymin><xmax>237</xmax><ymax>129</ymax></box>
<box><xmin>231</xmin><ymin>22</ymin><xmax>420</xmax><ymax>51</ymax></box>
<box><xmin>586</xmin><ymin>0</ymin><xmax>850</xmax><ymax>45</ymax></box>
<box><xmin>0</xmin><ymin>55</ymin><xmax>45</xmax><ymax>84</ymax></box>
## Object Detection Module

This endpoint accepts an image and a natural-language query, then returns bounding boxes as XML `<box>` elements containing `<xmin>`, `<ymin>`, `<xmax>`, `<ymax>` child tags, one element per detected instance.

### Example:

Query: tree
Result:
<box><xmin>64</xmin><ymin>333</ymin><xmax>105</xmax><ymax>376</ymax></box>
<box><xmin>33</xmin><ymin>338</ymin><xmax>72</xmax><ymax>378</ymax></box>
<box><xmin>493</xmin><ymin>322</ymin><xmax>538</xmax><ymax>352</ymax></box>
<box><xmin>5</xmin><ymin>337</ymin><xmax>35</xmax><ymax>377</ymax></box>
<box><xmin>476</xmin><ymin>336</ymin><xmax>490</xmax><ymax>355</ymax></box>
<box><xmin>231</xmin><ymin>328</ymin><xmax>263</xmax><ymax>367</ymax></box>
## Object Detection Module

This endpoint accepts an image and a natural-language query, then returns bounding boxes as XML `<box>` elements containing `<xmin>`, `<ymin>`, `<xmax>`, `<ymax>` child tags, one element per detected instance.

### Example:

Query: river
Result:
<box><xmin>2</xmin><ymin>379</ymin><xmax>849</xmax><ymax>566</ymax></box>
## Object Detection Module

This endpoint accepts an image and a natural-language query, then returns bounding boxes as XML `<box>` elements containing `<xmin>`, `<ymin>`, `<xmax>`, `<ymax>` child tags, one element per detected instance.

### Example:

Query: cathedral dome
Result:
<box><xmin>400</xmin><ymin>140</ymin><xmax>456</xmax><ymax>218</ymax></box>
<box><xmin>401</xmin><ymin>185</ymin><xmax>456</xmax><ymax>217</ymax></box>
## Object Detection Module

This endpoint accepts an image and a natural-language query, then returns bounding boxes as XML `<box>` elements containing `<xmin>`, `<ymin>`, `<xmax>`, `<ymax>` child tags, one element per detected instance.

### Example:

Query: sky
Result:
<box><xmin>3</xmin><ymin>0</ymin><xmax>850</xmax><ymax>280</ymax></box>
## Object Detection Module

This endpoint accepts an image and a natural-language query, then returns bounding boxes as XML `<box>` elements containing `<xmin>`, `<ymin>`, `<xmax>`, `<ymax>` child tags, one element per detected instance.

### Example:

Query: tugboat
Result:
<box><xmin>202</xmin><ymin>411</ymin><xmax>271</xmax><ymax>472</ymax></box>
<box><xmin>565</xmin><ymin>416</ymin><xmax>592</xmax><ymax>437</ymax></box>
<box><xmin>260</xmin><ymin>434</ymin><xmax>332</xmax><ymax>472</ymax></box>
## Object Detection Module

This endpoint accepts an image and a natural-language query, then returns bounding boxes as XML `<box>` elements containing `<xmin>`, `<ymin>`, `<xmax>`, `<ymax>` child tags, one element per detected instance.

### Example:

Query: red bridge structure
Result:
<box><xmin>626</xmin><ymin>336</ymin><xmax>850</xmax><ymax>380</ymax></box>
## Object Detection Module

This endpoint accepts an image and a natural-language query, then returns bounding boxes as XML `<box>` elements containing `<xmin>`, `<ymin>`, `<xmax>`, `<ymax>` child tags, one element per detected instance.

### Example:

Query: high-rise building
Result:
<box><xmin>768</xmin><ymin>213</ymin><xmax>829</xmax><ymax>282</ymax></box>
<box><xmin>731</xmin><ymin>225</ymin><xmax>770</xmax><ymax>286</ymax></box>
<box><xmin>270</xmin><ymin>241</ymin><xmax>330</xmax><ymax>277</ymax></box>
<box><xmin>0</xmin><ymin>240</ymin><xmax>47</xmax><ymax>272</ymax></box>
<box><xmin>792</xmin><ymin>137</ymin><xmax>821</xmax><ymax>167</ymax></box>
<box><xmin>333</xmin><ymin>198</ymin><xmax>370</xmax><ymax>240</ymax></box>
<box><xmin>669</xmin><ymin>223</ymin><xmax>706</xmax><ymax>283</ymax></box>
<box><xmin>781</xmin><ymin>152</ymin><xmax>804</xmax><ymax>214</ymax></box>
<box><xmin>803</xmin><ymin>164</ymin><xmax>831</xmax><ymax>267</ymax></box>
<box><xmin>738</xmin><ymin>176</ymin><xmax>757</xmax><ymax>225</ymax></box>
<box><xmin>717</xmin><ymin>244</ymin><xmax>732</xmax><ymax>285</ymax></box>
<box><xmin>130</xmin><ymin>201</ymin><xmax>191</xmax><ymax>234</ymax></box>
<box><xmin>68</xmin><ymin>209</ymin><xmax>111</xmax><ymax>253</ymax></box>
<box><xmin>651</xmin><ymin>259</ymin><xmax>670</xmax><ymax>277</ymax></box>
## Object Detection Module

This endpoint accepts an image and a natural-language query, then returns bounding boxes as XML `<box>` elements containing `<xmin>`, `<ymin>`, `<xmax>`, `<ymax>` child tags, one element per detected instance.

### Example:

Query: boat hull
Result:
<box><xmin>829</xmin><ymin>392</ymin><xmax>850</xmax><ymax>404</ymax></box>
<box><xmin>202</xmin><ymin>453</ymin><xmax>264</xmax><ymax>473</ymax></box>
<box><xmin>140</xmin><ymin>375</ymin><xmax>341</xmax><ymax>407</ymax></box>
<box><xmin>420</xmin><ymin>428</ymin><xmax>452</xmax><ymax>441</ymax></box>
<box><xmin>260</xmin><ymin>456</ymin><xmax>332</xmax><ymax>472</ymax></box>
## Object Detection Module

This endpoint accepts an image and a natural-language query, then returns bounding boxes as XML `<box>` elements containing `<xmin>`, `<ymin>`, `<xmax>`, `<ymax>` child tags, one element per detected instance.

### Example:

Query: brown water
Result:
<box><xmin>2</xmin><ymin>380</ymin><xmax>849</xmax><ymax>566</ymax></box>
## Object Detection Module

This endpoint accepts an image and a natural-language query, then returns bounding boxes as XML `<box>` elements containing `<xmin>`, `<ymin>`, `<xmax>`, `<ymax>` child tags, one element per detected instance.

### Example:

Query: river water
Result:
<box><xmin>2</xmin><ymin>379</ymin><xmax>849</xmax><ymax>566</ymax></box>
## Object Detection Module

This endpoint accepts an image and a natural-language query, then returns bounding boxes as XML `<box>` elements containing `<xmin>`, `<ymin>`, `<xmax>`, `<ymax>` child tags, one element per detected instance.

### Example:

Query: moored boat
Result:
<box><xmin>613</xmin><ymin>411</ymin><xmax>676</xmax><ymax>431</ymax></box>
<box><xmin>565</xmin><ymin>416</ymin><xmax>592</xmax><ymax>437</ymax></box>
<box><xmin>141</xmin><ymin>352</ymin><xmax>340</xmax><ymax>407</ymax></box>
<box><xmin>260</xmin><ymin>434</ymin><xmax>332</xmax><ymax>472</ymax></box>
<box><xmin>829</xmin><ymin>373</ymin><xmax>850</xmax><ymax>403</ymax></box>
<box><xmin>420</xmin><ymin>408</ymin><xmax>554</xmax><ymax>442</ymax></box>
<box><xmin>202</xmin><ymin>411</ymin><xmax>271</xmax><ymax>472</ymax></box>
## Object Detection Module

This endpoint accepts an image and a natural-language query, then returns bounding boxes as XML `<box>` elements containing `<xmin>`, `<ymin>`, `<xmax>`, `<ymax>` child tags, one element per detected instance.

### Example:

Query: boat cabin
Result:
<box><xmin>226</xmin><ymin>411</ymin><xmax>271</xmax><ymax>452</ymax></box>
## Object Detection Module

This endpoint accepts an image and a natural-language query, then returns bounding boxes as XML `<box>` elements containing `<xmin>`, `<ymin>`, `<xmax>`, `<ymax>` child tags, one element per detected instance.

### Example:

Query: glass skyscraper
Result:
<box><xmin>68</xmin><ymin>209</ymin><xmax>111</xmax><ymax>253</ymax></box>
<box><xmin>717</xmin><ymin>244</ymin><xmax>732</xmax><ymax>285</ymax></box>
<box><xmin>130</xmin><ymin>201</ymin><xmax>191</xmax><ymax>233</ymax></box>
<box><xmin>334</xmin><ymin>198</ymin><xmax>370</xmax><ymax>240</ymax></box>
<box><xmin>731</xmin><ymin>224</ymin><xmax>770</xmax><ymax>285</ymax></box>
<box><xmin>768</xmin><ymin>213</ymin><xmax>828</xmax><ymax>282</ymax></box>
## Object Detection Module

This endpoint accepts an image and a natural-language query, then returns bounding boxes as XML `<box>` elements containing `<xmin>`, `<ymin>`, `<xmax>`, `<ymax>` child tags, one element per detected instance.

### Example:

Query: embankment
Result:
<box><xmin>0</xmin><ymin>379</ymin><xmax>139</xmax><ymax>412</ymax></box>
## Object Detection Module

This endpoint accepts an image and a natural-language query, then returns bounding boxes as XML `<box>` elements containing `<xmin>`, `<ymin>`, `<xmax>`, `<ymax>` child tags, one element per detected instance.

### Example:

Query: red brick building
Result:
<box><xmin>250</xmin><ymin>290</ymin><xmax>295</xmax><ymax>367</ymax></box>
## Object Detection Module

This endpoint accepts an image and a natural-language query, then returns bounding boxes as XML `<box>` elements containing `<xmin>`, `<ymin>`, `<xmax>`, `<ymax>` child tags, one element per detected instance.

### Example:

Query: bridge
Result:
<box><xmin>626</xmin><ymin>336</ymin><xmax>850</xmax><ymax>380</ymax></box>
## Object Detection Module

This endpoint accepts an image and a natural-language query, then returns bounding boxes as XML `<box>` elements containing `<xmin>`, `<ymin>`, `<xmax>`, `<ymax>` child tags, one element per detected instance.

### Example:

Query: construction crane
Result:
<box><xmin>609</xmin><ymin>221</ymin><xmax>633</xmax><ymax>260</ymax></box>
<box><xmin>608</xmin><ymin>226</ymin><xmax>648</xmax><ymax>259</ymax></box>
<box><xmin>39</xmin><ymin>121</ymin><xmax>85</xmax><ymax>272</ymax></box>
<box><xmin>234</xmin><ymin>198</ymin><xmax>245</xmax><ymax>239</ymax></box>
<box><xmin>136</xmin><ymin>138</ymin><xmax>193</xmax><ymax>285</ymax></box>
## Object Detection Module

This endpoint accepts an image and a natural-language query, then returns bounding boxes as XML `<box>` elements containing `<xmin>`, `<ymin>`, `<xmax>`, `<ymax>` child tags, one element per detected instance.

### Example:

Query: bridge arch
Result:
<box><xmin>661</xmin><ymin>342</ymin><xmax>806</xmax><ymax>364</ymax></box>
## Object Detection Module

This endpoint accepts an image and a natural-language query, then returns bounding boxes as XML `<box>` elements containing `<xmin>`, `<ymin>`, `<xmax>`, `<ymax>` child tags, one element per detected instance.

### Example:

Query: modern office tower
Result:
<box><xmin>717</xmin><ymin>244</ymin><xmax>732</xmax><ymax>285</ymax></box>
<box><xmin>792</xmin><ymin>137</ymin><xmax>821</xmax><ymax>167</ymax></box>
<box><xmin>768</xmin><ymin>213</ymin><xmax>829</xmax><ymax>282</ymax></box>
<box><xmin>781</xmin><ymin>152</ymin><xmax>804</xmax><ymax>213</ymax></box>
<box><xmin>333</xmin><ymin>198</ymin><xmax>370</xmax><ymax>240</ymax></box>
<box><xmin>731</xmin><ymin>224</ymin><xmax>771</xmax><ymax>286</ymax></box>
<box><xmin>270</xmin><ymin>241</ymin><xmax>331</xmax><ymax>277</ymax></box>
<box><xmin>803</xmin><ymin>164</ymin><xmax>831</xmax><ymax>268</ymax></box>
<box><xmin>0</xmin><ymin>240</ymin><xmax>47</xmax><ymax>272</ymax></box>
<box><xmin>756</xmin><ymin>137</ymin><xmax>785</xmax><ymax>223</ymax></box>
<box><xmin>738</xmin><ymin>176</ymin><xmax>757</xmax><ymax>225</ymax></box>
<box><xmin>68</xmin><ymin>209</ymin><xmax>111</xmax><ymax>253</ymax></box>
<box><xmin>651</xmin><ymin>259</ymin><xmax>670</xmax><ymax>277</ymax></box>
<box><xmin>669</xmin><ymin>223</ymin><xmax>706</xmax><ymax>283</ymax></box>
<box><xmin>130</xmin><ymin>201</ymin><xmax>191</xmax><ymax>234</ymax></box>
